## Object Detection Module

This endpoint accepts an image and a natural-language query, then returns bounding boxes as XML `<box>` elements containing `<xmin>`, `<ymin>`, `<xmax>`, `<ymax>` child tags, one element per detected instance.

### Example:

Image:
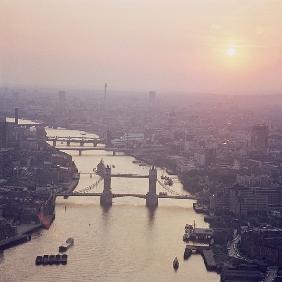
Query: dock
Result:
<box><xmin>0</xmin><ymin>234</ymin><xmax>31</xmax><ymax>251</ymax></box>
<box><xmin>202</xmin><ymin>249</ymin><xmax>218</xmax><ymax>272</ymax></box>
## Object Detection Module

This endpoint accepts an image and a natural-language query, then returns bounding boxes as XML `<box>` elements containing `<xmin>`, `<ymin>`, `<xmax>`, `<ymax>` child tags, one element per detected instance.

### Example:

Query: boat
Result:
<box><xmin>55</xmin><ymin>254</ymin><xmax>61</xmax><ymax>265</ymax></box>
<box><xmin>59</xmin><ymin>237</ymin><xmax>74</xmax><ymax>253</ymax></box>
<box><xmin>184</xmin><ymin>247</ymin><xmax>192</xmax><ymax>260</ymax></box>
<box><xmin>35</xmin><ymin>256</ymin><xmax>43</xmax><ymax>265</ymax></box>
<box><xmin>185</xmin><ymin>224</ymin><xmax>194</xmax><ymax>234</ymax></box>
<box><xmin>48</xmin><ymin>255</ymin><xmax>55</xmax><ymax>265</ymax></box>
<box><xmin>61</xmin><ymin>254</ymin><xmax>68</xmax><ymax>265</ymax></box>
<box><xmin>43</xmin><ymin>255</ymin><xmax>49</xmax><ymax>265</ymax></box>
<box><xmin>173</xmin><ymin>257</ymin><xmax>179</xmax><ymax>270</ymax></box>
<box><xmin>185</xmin><ymin>224</ymin><xmax>194</xmax><ymax>230</ymax></box>
<box><xmin>164</xmin><ymin>178</ymin><xmax>173</xmax><ymax>186</ymax></box>
<box><xmin>183</xmin><ymin>233</ymin><xmax>190</xmax><ymax>242</ymax></box>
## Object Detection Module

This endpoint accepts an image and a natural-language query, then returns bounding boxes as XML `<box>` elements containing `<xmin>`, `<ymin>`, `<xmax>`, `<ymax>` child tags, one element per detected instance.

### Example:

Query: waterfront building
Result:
<box><xmin>230</xmin><ymin>185</ymin><xmax>282</xmax><ymax>216</ymax></box>
<box><xmin>240</xmin><ymin>228</ymin><xmax>282</xmax><ymax>266</ymax></box>
<box><xmin>0</xmin><ymin>217</ymin><xmax>16</xmax><ymax>240</ymax></box>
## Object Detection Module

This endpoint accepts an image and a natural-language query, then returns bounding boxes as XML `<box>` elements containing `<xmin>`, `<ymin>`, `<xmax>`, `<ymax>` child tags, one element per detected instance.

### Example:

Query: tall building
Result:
<box><xmin>0</xmin><ymin>114</ymin><xmax>7</xmax><ymax>148</ymax></box>
<box><xmin>250</xmin><ymin>124</ymin><xmax>269</xmax><ymax>153</ymax></box>
<box><xmin>148</xmin><ymin>91</ymin><xmax>156</xmax><ymax>102</ymax></box>
<box><xmin>15</xmin><ymin>108</ymin><xmax>19</xmax><ymax>125</ymax></box>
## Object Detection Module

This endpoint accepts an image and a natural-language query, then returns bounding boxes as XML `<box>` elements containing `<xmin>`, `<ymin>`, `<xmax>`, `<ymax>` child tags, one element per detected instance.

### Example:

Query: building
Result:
<box><xmin>0</xmin><ymin>115</ymin><xmax>7</xmax><ymax>148</ymax></box>
<box><xmin>230</xmin><ymin>185</ymin><xmax>282</xmax><ymax>216</ymax></box>
<box><xmin>249</xmin><ymin>124</ymin><xmax>269</xmax><ymax>153</ymax></box>
<box><xmin>240</xmin><ymin>228</ymin><xmax>282</xmax><ymax>266</ymax></box>
<box><xmin>0</xmin><ymin>217</ymin><xmax>16</xmax><ymax>241</ymax></box>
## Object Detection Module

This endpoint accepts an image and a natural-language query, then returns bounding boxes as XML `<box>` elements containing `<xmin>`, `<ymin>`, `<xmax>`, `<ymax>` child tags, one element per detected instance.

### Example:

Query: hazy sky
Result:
<box><xmin>1</xmin><ymin>0</ymin><xmax>282</xmax><ymax>94</ymax></box>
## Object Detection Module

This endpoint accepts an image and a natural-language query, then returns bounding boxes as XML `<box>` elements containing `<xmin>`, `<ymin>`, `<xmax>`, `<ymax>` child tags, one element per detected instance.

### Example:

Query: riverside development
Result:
<box><xmin>0</xmin><ymin>116</ymin><xmax>219</xmax><ymax>282</ymax></box>
<box><xmin>0</xmin><ymin>114</ymin><xmax>79</xmax><ymax>252</ymax></box>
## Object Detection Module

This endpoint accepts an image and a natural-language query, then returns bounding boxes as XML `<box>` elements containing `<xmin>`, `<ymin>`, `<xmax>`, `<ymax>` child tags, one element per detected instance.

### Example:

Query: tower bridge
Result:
<box><xmin>56</xmin><ymin>165</ymin><xmax>197</xmax><ymax>207</ymax></box>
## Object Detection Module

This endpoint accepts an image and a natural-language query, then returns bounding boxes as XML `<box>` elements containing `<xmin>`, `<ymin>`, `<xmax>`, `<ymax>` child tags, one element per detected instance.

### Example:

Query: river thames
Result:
<box><xmin>1</xmin><ymin>124</ymin><xmax>219</xmax><ymax>282</ymax></box>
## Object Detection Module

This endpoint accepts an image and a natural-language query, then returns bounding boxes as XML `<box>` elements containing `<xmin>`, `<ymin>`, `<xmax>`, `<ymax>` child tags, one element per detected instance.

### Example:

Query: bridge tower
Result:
<box><xmin>100</xmin><ymin>165</ymin><xmax>112</xmax><ymax>206</ymax></box>
<box><xmin>146</xmin><ymin>166</ymin><xmax>158</xmax><ymax>207</ymax></box>
<box><xmin>52</xmin><ymin>137</ymin><xmax>57</xmax><ymax>147</ymax></box>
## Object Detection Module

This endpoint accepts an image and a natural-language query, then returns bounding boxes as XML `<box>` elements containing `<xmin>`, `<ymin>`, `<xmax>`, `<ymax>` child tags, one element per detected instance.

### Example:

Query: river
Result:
<box><xmin>1</xmin><ymin>123</ymin><xmax>219</xmax><ymax>282</ymax></box>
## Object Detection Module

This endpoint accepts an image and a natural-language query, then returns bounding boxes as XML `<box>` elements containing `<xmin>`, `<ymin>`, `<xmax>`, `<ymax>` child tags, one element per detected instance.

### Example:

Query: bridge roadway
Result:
<box><xmin>47</xmin><ymin>136</ymin><xmax>101</xmax><ymax>141</ymax></box>
<box><xmin>56</xmin><ymin>192</ymin><xmax>196</xmax><ymax>200</ymax></box>
<box><xmin>56</xmin><ymin>147</ymin><xmax>133</xmax><ymax>153</ymax></box>
<box><xmin>78</xmin><ymin>173</ymin><xmax>149</xmax><ymax>178</ymax></box>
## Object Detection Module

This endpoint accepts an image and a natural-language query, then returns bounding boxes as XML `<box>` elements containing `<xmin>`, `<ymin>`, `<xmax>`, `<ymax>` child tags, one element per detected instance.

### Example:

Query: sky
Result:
<box><xmin>0</xmin><ymin>0</ymin><xmax>282</xmax><ymax>94</ymax></box>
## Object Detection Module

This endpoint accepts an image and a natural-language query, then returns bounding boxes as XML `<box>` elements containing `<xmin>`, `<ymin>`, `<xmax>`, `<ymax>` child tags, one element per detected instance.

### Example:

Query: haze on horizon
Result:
<box><xmin>0</xmin><ymin>0</ymin><xmax>282</xmax><ymax>95</ymax></box>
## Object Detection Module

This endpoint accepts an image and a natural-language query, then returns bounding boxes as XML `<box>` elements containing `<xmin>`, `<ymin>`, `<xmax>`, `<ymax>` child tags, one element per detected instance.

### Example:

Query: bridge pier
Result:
<box><xmin>100</xmin><ymin>165</ymin><xmax>112</xmax><ymax>207</ymax></box>
<box><xmin>113</xmin><ymin>151</ymin><xmax>116</xmax><ymax>156</ymax></box>
<box><xmin>52</xmin><ymin>140</ymin><xmax>57</xmax><ymax>147</ymax></box>
<box><xmin>79</xmin><ymin>150</ymin><xmax>82</xmax><ymax>156</ymax></box>
<box><xmin>80</xmin><ymin>141</ymin><xmax>84</xmax><ymax>146</ymax></box>
<box><xmin>67</xmin><ymin>140</ymin><xmax>70</xmax><ymax>146</ymax></box>
<box><xmin>146</xmin><ymin>166</ymin><xmax>158</xmax><ymax>207</ymax></box>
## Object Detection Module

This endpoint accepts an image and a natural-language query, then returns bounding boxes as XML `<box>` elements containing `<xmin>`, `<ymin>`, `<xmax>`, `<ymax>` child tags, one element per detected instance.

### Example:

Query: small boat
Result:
<box><xmin>173</xmin><ymin>257</ymin><xmax>179</xmax><ymax>270</ymax></box>
<box><xmin>43</xmin><ymin>255</ymin><xmax>49</xmax><ymax>265</ymax></box>
<box><xmin>184</xmin><ymin>247</ymin><xmax>192</xmax><ymax>260</ymax></box>
<box><xmin>59</xmin><ymin>237</ymin><xmax>74</xmax><ymax>253</ymax></box>
<box><xmin>48</xmin><ymin>255</ymin><xmax>55</xmax><ymax>265</ymax></box>
<box><xmin>61</xmin><ymin>254</ymin><xmax>68</xmax><ymax>265</ymax></box>
<box><xmin>35</xmin><ymin>256</ymin><xmax>43</xmax><ymax>265</ymax></box>
<box><xmin>183</xmin><ymin>233</ymin><xmax>190</xmax><ymax>242</ymax></box>
<box><xmin>185</xmin><ymin>224</ymin><xmax>194</xmax><ymax>231</ymax></box>
<box><xmin>55</xmin><ymin>254</ymin><xmax>61</xmax><ymax>265</ymax></box>
<box><xmin>164</xmin><ymin>178</ymin><xmax>173</xmax><ymax>186</ymax></box>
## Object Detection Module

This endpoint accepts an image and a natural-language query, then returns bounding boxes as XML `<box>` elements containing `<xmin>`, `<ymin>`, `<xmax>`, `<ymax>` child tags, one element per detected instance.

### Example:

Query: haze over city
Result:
<box><xmin>1</xmin><ymin>0</ymin><xmax>282</xmax><ymax>94</ymax></box>
<box><xmin>2</xmin><ymin>1</ymin><xmax>282</xmax><ymax>282</ymax></box>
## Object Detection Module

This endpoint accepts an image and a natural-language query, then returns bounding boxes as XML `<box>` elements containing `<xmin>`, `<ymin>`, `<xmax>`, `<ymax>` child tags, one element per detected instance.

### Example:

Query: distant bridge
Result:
<box><xmin>47</xmin><ymin>136</ymin><xmax>104</xmax><ymax>147</ymax></box>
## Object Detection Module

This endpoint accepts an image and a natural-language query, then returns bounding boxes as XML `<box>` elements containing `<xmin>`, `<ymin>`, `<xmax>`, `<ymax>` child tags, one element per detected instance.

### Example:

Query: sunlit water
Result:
<box><xmin>1</xmin><ymin>124</ymin><xmax>219</xmax><ymax>282</ymax></box>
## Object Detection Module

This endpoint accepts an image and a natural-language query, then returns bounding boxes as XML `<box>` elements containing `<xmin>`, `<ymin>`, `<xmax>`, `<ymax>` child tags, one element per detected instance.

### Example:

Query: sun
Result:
<box><xmin>226</xmin><ymin>47</ymin><xmax>237</xmax><ymax>57</ymax></box>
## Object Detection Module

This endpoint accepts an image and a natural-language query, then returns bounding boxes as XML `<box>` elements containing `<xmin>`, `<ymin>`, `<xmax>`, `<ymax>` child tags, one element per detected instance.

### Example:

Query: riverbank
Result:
<box><xmin>0</xmin><ymin>125</ymin><xmax>80</xmax><ymax>252</ymax></box>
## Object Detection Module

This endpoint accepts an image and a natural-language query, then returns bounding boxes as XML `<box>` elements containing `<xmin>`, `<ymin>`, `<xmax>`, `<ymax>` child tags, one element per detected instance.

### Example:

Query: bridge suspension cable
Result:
<box><xmin>75</xmin><ymin>177</ymin><xmax>103</xmax><ymax>194</ymax></box>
